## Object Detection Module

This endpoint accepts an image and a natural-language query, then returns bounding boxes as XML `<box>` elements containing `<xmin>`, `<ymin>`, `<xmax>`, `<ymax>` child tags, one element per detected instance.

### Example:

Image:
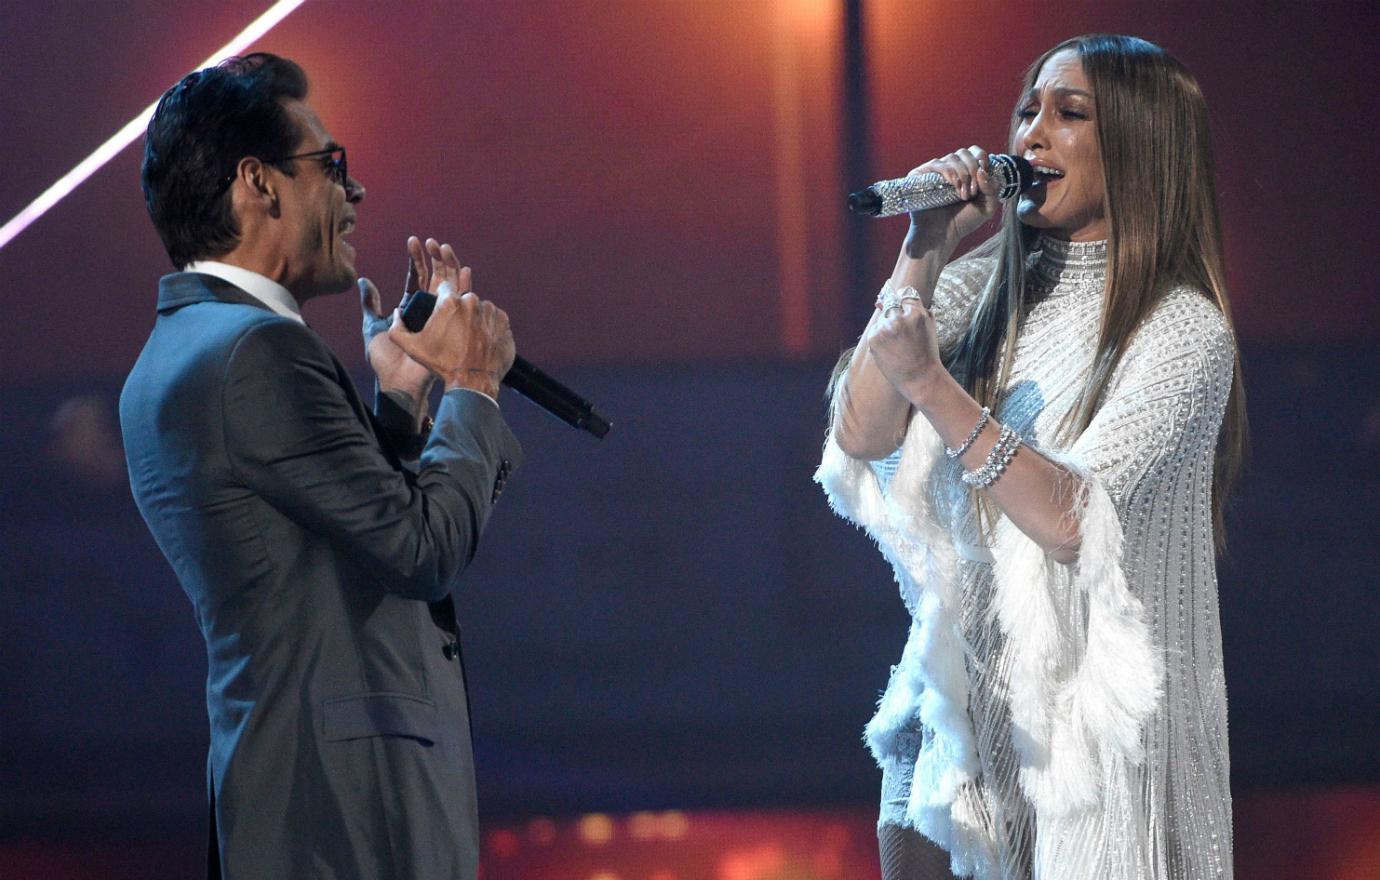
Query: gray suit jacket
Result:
<box><xmin>120</xmin><ymin>273</ymin><xmax>522</xmax><ymax>879</ymax></box>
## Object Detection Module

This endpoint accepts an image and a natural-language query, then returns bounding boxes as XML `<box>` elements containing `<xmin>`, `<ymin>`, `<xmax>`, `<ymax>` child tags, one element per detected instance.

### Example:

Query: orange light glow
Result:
<box><xmin>661</xmin><ymin>811</ymin><xmax>689</xmax><ymax>840</ymax></box>
<box><xmin>718</xmin><ymin>843</ymin><xmax>788</xmax><ymax>880</ymax></box>
<box><xmin>577</xmin><ymin>813</ymin><xmax>616</xmax><ymax>845</ymax></box>
<box><xmin>479</xmin><ymin>809</ymin><xmax>883</xmax><ymax>879</ymax></box>
<box><xmin>772</xmin><ymin>0</ymin><xmax>816</xmax><ymax>356</ymax></box>
<box><xmin>627</xmin><ymin>810</ymin><xmax>689</xmax><ymax>841</ymax></box>
<box><xmin>779</xmin><ymin>0</ymin><xmax>839</xmax><ymax>42</ymax></box>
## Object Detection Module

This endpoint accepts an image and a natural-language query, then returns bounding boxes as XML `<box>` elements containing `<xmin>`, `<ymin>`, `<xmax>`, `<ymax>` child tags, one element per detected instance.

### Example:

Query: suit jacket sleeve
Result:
<box><xmin>372</xmin><ymin>384</ymin><xmax>430</xmax><ymax>463</ymax></box>
<box><xmin>221</xmin><ymin>318</ymin><xmax>521</xmax><ymax>602</ymax></box>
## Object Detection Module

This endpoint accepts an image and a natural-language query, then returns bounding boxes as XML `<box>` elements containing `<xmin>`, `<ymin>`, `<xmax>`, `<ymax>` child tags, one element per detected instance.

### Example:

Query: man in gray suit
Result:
<box><xmin>120</xmin><ymin>54</ymin><xmax>521</xmax><ymax>879</ymax></box>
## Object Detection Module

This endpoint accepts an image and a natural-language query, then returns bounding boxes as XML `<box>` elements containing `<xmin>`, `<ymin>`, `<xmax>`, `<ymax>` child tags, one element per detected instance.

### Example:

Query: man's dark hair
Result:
<box><xmin>141</xmin><ymin>53</ymin><xmax>308</xmax><ymax>269</ymax></box>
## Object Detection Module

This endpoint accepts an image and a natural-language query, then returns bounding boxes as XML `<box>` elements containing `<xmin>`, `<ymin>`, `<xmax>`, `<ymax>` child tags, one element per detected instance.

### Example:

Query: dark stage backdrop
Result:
<box><xmin>2</xmin><ymin>0</ymin><xmax>1378</xmax><ymax>381</ymax></box>
<box><xmin>2</xmin><ymin>0</ymin><xmax>1377</xmax><ymax>861</ymax></box>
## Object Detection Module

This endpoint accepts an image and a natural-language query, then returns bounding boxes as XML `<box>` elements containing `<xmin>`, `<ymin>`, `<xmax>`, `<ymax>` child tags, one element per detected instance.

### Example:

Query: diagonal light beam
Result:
<box><xmin>0</xmin><ymin>0</ymin><xmax>310</xmax><ymax>252</ymax></box>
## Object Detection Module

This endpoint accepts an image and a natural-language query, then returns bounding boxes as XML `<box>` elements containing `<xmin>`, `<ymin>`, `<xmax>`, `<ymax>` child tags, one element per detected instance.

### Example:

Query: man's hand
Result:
<box><xmin>386</xmin><ymin>237</ymin><xmax>516</xmax><ymax>399</ymax></box>
<box><xmin>360</xmin><ymin>261</ymin><xmax>435</xmax><ymax>425</ymax></box>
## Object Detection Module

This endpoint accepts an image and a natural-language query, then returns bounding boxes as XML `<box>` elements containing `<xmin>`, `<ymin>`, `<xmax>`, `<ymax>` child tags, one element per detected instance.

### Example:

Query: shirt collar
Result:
<box><xmin>183</xmin><ymin>261</ymin><xmax>304</xmax><ymax>324</ymax></box>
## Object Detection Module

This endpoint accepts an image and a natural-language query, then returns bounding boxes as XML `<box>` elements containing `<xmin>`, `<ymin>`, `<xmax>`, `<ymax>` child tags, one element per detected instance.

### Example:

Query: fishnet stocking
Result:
<box><xmin>878</xmin><ymin>822</ymin><xmax>956</xmax><ymax>880</ymax></box>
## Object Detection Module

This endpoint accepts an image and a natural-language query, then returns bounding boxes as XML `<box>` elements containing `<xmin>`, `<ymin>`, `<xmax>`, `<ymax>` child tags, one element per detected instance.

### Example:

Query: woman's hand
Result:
<box><xmin>905</xmin><ymin>145</ymin><xmax>1003</xmax><ymax>252</ymax></box>
<box><xmin>864</xmin><ymin>295</ymin><xmax>946</xmax><ymax>405</ymax></box>
<box><xmin>832</xmin><ymin>145</ymin><xmax>996</xmax><ymax>458</ymax></box>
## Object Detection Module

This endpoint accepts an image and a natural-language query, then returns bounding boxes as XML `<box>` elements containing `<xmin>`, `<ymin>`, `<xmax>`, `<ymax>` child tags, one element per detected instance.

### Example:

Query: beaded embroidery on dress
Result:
<box><xmin>817</xmin><ymin>236</ymin><xmax>1235</xmax><ymax>879</ymax></box>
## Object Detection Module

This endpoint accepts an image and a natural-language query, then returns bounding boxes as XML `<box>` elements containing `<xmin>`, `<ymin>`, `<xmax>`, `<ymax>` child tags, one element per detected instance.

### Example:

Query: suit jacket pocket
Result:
<box><xmin>322</xmin><ymin>692</ymin><xmax>438</xmax><ymax>745</ymax></box>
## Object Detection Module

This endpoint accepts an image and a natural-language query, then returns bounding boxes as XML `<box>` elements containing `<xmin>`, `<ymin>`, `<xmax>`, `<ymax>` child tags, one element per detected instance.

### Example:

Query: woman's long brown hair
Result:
<box><xmin>947</xmin><ymin>34</ymin><xmax>1246</xmax><ymax>547</ymax></box>
<box><xmin>839</xmin><ymin>35</ymin><xmax>1246</xmax><ymax>547</ymax></box>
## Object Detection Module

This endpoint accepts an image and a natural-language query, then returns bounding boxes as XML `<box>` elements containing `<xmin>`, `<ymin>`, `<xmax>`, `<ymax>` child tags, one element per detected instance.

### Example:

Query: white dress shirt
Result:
<box><xmin>185</xmin><ymin>261</ymin><xmax>304</xmax><ymax>323</ymax></box>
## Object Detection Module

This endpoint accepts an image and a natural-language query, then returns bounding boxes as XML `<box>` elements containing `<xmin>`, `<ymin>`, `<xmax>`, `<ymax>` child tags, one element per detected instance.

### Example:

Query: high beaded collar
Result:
<box><xmin>1030</xmin><ymin>235</ymin><xmax>1107</xmax><ymax>291</ymax></box>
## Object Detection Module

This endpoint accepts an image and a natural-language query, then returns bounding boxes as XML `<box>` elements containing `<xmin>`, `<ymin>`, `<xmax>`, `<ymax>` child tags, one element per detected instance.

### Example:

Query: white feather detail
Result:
<box><xmin>816</xmin><ymin>423</ymin><xmax>1163</xmax><ymax>868</ymax></box>
<box><xmin>815</xmin><ymin>436</ymin><xmax>886</xmax><ymax>531</ymax></box>
<box><xmin>815</xmin><ymin>418</ymin><xmax>982</xmax><ymax>856</ymax></box>
<box><xmin>990</xmin><ymin>449</ymin><xmax>1163</xmax><ymax>815</ymax></box>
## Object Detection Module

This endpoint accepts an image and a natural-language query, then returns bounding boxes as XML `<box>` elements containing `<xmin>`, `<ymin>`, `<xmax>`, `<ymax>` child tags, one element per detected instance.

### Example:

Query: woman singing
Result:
<box><xmin>817</xmin><ymin>35</ymin><xmax>1245</xmax><ymax>880</ymax></box>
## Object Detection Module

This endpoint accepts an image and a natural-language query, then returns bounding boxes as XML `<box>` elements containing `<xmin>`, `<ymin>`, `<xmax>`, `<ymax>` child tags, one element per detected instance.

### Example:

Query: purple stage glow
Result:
<box><xmin>0</xmin><ymin>0</ymin><xmax>309</xmax><ymax>252</ymax></box>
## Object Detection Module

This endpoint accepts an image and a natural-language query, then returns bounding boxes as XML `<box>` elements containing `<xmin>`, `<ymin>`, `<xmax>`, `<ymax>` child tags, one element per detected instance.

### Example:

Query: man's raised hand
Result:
<box><xmin>387</xmin><ymin>237</ymin><xmax>515</xmax><ymax>399</ymax></box>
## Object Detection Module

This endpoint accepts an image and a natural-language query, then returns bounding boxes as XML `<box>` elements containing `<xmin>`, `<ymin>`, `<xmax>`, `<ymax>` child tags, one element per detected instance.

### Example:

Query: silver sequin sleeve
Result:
<box><xmin>931</xmin><ymin>254</ymin><xmax>997</xmax><ymax>351</ymax></box>
<box><xmin>1048</xmin><ymin>289</ymin><xmax>1236</xmax><ymax>879</ymax></box>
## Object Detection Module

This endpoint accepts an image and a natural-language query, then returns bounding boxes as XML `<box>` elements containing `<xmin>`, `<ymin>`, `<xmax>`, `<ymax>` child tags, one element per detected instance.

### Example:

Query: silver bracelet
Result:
<box><xmin>961</xmin><ymin>425</ymin><xmax>1023</xmax><ymax>489</ymax></box>
<box><xmin>946</xmin><ymin>406</ymin><xmax>991</xmax><ymax>459</ymax></box>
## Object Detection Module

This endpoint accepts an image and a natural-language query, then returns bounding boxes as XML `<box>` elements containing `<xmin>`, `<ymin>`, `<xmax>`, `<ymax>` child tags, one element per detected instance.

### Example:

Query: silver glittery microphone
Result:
<box><xmin>847</xmin><ymin>154</ymin><xmax>1035</xmax><ymax>217</ymax></box>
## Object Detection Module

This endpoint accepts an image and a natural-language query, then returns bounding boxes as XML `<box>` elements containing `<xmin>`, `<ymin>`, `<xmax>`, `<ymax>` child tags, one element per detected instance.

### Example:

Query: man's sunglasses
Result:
<box><xmin>278</xmin><ymin>146</ymin><xmax>348</xmax><ymax>186</ymax></box>
<box><xmin>217</xmin><ymin>145</ymin><xmax>347</xmax><ymax>193</ymax></box>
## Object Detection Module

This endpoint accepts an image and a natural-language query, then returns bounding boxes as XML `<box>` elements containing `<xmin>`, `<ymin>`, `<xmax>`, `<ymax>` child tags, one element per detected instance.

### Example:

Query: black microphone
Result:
<box><xmin>400</xmin><ymin>291</ymin><xmax>611</xmax><ymax>439</ymax></box>
<box><xmin>847</xmin><ymin>154</ymin><xmax>1035</xmax><ymax>218</ymax></box>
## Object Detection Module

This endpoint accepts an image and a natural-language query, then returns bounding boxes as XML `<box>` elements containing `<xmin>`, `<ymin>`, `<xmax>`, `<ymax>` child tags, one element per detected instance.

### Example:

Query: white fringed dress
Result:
<box><xmin>816</xmin><ymin>237</ymin><xmax>1234</xmax><ymax>880</ymax></box>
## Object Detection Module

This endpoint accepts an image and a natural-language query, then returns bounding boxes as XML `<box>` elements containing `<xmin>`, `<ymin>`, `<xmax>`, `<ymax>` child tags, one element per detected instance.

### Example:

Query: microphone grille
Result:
<box><xmin>989</xmin><ymin>154</ymin><xmax>1034</xmax><ymax>200</ymax></box>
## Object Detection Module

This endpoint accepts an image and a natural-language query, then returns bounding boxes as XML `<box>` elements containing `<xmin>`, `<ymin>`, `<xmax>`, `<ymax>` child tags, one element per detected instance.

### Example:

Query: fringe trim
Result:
<box><xmin>815</xmin><ymin>437</ymin><xmax>887</xmax><ymax>537</ymax></box>
<box><xmin>990</xmin><ymin>449</ymin><xmax>1163</xmax><ymax>815</ymax></box>
<box><xmin>816</xmin><ymin>421</ymin><xmax>1164</xmax><ymax>873</ymax></box>
<box><xmin>815</xmin><ymin>420</ymin><xmax>979</xmax><ymax>857</ymax></box>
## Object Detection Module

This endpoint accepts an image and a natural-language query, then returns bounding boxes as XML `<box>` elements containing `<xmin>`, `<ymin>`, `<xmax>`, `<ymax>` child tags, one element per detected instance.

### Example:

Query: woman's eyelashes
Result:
<box><xmin>1016</xmin><ymin>106</ymin><xmax>1089</xmax><ymax>121</ymax></box>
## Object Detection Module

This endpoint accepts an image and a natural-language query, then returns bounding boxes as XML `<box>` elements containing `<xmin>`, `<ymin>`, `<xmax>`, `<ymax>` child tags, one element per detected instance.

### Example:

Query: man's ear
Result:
<box><xmin>233</xmin><ymin>156</ymin><xmax>280</xmax><ymax>217</ymax></box>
